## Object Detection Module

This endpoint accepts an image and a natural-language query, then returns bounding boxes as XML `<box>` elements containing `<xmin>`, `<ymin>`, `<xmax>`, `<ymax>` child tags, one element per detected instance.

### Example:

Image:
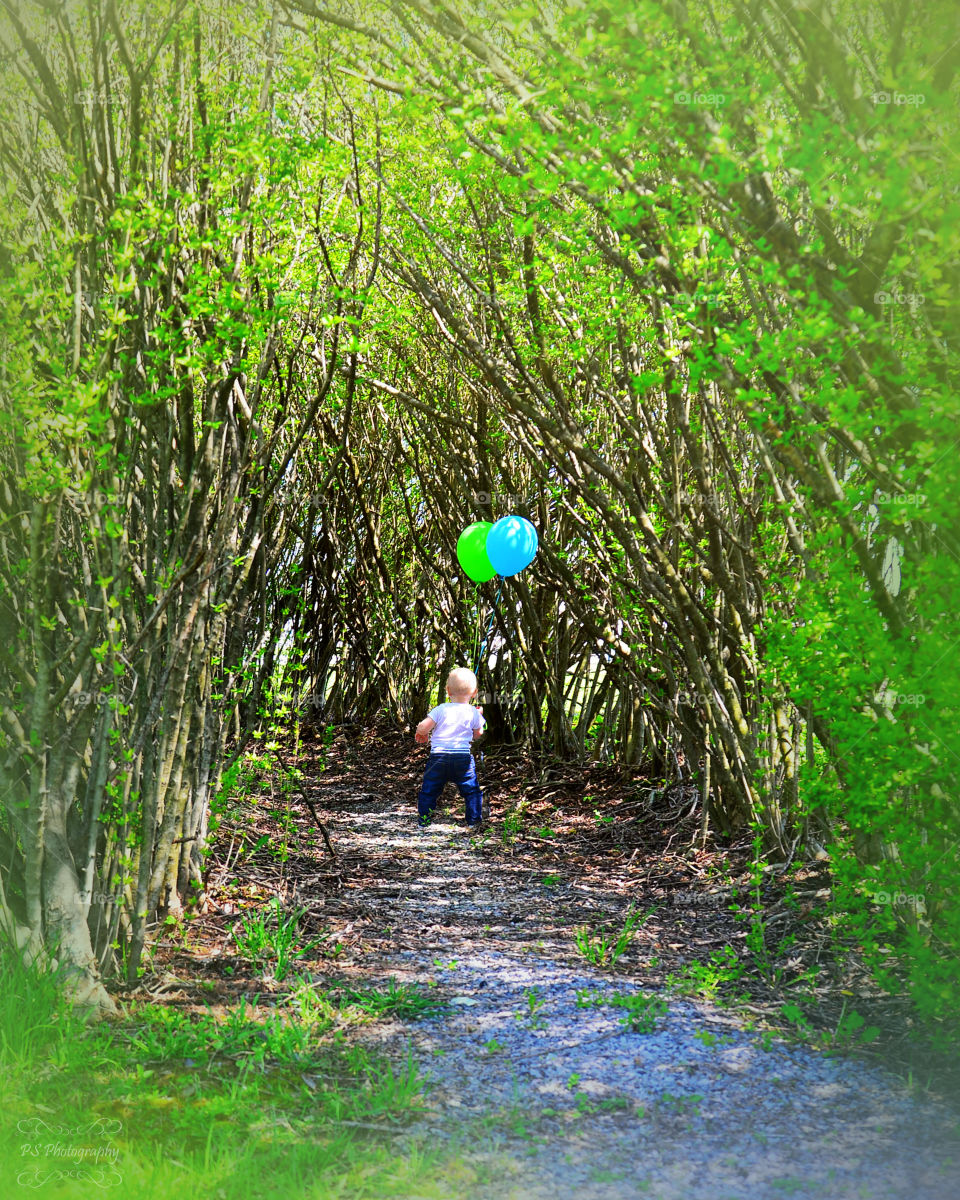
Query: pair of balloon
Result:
<box><xmin>456</xmin><ymin>515</ymin><xmax>539</xmax><ymax>582</ymax></box>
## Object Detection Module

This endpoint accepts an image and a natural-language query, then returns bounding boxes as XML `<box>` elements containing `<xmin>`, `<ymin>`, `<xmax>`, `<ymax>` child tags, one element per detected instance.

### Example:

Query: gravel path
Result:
<box><xmin>317</xmin><ymin>793</ymin><xmax>960</xmax><ymax>1200</ymax></box>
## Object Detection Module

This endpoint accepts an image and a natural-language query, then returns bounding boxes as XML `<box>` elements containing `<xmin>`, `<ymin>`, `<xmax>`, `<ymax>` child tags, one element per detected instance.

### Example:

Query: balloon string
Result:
<box><xmin>475</xmin><ymin>579</ymin><xmax>502</xmax><ymax>773</ymax></box>
<box><xmin>475</xmin><ymin>580</ymin><xmax>502</xmax><ymax>677</ymax></box>
<box><xmin>472</xmin><ymin>585</ymin><xmax>482</xmax><ymax>668</ymax></box>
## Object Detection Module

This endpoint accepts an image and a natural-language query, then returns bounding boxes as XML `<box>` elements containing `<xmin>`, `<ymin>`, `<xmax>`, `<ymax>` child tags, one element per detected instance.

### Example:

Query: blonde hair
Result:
<box><xmin>446</xmin><ymin>667</ymin><xmax>478</xmax><ymax>702</ymax></box>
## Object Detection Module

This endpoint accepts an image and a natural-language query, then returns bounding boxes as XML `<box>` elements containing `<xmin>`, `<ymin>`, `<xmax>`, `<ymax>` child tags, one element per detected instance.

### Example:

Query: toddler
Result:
<box><xmin>415</xmin><ymin>667</ymin><xmax>485</xmax><ymax>829</ymax></box>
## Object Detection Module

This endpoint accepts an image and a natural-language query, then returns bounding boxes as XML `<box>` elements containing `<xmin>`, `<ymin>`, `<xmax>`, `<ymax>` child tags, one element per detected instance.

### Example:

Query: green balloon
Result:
<box><xmin>457</xmin><ymin>521</ymin><xmax>496</xmax><ymax>582</ymax></box>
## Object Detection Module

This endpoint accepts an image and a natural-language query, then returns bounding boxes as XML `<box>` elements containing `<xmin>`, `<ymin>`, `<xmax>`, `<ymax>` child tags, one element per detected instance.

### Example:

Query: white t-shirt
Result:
<box><xmin>427</xmin><ymin>701</ymin><xmax>484</xmax><ymax>753</ymax></box>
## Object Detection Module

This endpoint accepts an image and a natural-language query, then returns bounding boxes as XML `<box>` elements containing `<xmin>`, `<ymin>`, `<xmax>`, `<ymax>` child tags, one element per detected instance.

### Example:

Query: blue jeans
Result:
<box><xmin>418</xmin><ymin>753</ymin><xmax>483</xmax><ymax>825</ymax></box>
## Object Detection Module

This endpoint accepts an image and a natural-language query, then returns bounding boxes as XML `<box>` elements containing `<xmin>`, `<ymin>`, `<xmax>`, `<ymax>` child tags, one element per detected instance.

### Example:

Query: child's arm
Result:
<box><xmin>472</xmin><ymin>705</ymin><xmax>485</xmax><ymax>741</ymax></box>
<box><xmin>415</xmin><ymin>717</ymin><xmax>436</xmax><ymax>745</ymax></box>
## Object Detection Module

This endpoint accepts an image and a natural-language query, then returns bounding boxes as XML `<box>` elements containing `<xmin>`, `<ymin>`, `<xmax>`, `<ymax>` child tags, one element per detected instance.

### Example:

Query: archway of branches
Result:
<box><xmin>1</xmin><ymin>1</ymin><xmax>956</xmax><ymax>1025</ymax></box>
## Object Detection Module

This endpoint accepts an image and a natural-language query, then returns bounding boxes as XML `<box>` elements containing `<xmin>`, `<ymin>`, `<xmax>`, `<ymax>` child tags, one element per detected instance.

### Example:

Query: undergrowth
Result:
<box><xmin>0</xmin><ymin>937</ymin><xmax>467</xmax><ymax>1199</ymax></box>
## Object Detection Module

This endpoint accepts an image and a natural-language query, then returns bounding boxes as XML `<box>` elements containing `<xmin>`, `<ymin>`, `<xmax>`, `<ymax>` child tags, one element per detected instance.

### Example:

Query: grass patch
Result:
<box><xmin>231</xmin><ymin>897</ymin><xmax>326</xmax><ymax>981</ymax></box>
<box><xmin>0</xmin><ymin>938</ymin><xmax>467</xmax><ymax>1200</ymax></box>
<box><xmin>329</xmin><ymin>977</ymin><xmax>447</xmax><ymax>1022</ymax></box>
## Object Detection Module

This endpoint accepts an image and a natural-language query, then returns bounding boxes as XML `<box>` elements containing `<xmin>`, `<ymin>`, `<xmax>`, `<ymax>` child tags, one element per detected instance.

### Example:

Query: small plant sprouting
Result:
<box><xmin>610</xmin><ymin>991</ymin><xmax>668</xmax><ymax>1033</ymax></box>
<box><xmin>779</xmin><ymin>1002</ymin><xmax>814</xmax><ymax>1041</ymax></box>
<box><xmin>575</xmin><ymin>988</ymin><xmax>667</xmax><ymax>1033</ymax></box>
<box><xmin>318</xmin><ymin>722</ymin><xmax>337</xmax><ymax>772</ymax></box>
<box><xmin>659</xmin><ymin>1090</ymin><xmax>704</xmax><ymax>1118</ymax></box>
<box><xmin>575</xmin><ymin>988</ymin><xmax>605</xmax><ymax>1008</ymax></box>
<box><xmin>516</xmin><ymin>986</ymin><xmax>548</xmax><ymax>1029</ymax></box>
<box><xmin>574</xmin><ymin>905</ymin><xmax>653</xmax><ymax>968</ymax></box>
<box><xmin>502</xmin><ymin>809</ymin><xmax>523</xmax><ymax>840</ymax></box>
<box><xmin>693</xmin><ymin>1028</ymin><xmax>735</xmax><ymax>1048</ymax></box>
<box><xmin>825</xmin><ymin>1008</ymin><xmax>881</xmax><ymax>1050</ymax></box>
<box><xmin>665</xmin><ymin>943</ymin><xmax>746</xmax><ymax>1004</ymax></box>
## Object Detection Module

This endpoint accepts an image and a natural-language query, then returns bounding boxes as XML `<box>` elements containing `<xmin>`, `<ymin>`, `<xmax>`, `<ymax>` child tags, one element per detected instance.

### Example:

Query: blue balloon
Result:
<box><xmin>486</xmin><ymin>515</ymin><xmax>538</xmax><ymax>577</ymax></box>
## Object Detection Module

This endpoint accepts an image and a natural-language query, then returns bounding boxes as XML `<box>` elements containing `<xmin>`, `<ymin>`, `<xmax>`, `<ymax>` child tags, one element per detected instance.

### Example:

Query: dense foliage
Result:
<box><xmin>0</xmin><ymin>0</ymin><xmax>957</xmax><ymax>1031</ymax></box>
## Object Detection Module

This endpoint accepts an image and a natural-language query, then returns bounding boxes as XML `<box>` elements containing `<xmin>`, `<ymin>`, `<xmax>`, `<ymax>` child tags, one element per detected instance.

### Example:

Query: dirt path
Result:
<box><xmin>282</xmin><ymin>737</ymin><xmax>960</xmax><ymax>1200</ymax></box>
<box><xmin>160</xmin><ymin>726</ymin><xmax>960</xmax><ymax>1199</ymax></box>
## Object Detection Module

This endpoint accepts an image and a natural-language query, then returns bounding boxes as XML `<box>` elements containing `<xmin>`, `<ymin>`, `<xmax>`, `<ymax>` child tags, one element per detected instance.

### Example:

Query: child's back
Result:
<box><xmin>426</xmin><ymin>700</ymin><xmax>482</xmax><ymax>754</ymax></box>
<box><xmin>414</xmin><ymin>669</ymin><xmax>486</xmax><ymax>829</ymax></box>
